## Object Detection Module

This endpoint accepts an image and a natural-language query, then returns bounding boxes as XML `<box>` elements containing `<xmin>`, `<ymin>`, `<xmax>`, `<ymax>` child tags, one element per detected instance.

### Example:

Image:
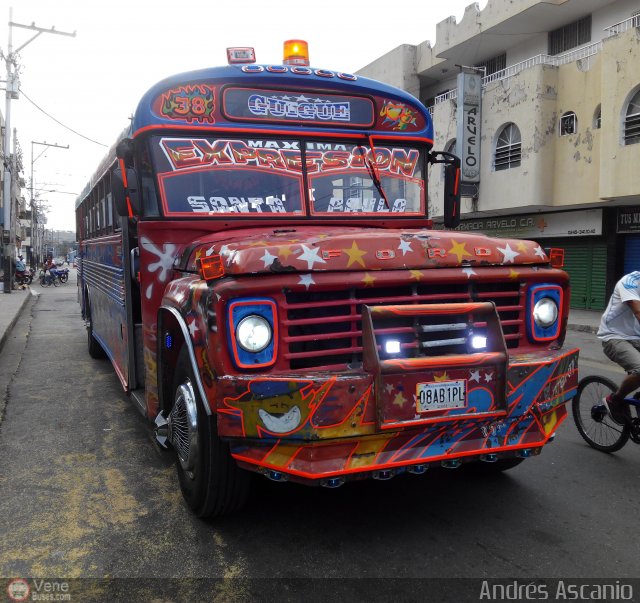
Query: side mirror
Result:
<box><xmin>429</xmin><ymin>151</ymin><xmax>461</xmax><ymax>229</ymax></box>
<box><xmin>113</xmin><ymin>167</ymin><xmax>141</xmax><ymax>217</ymax></box>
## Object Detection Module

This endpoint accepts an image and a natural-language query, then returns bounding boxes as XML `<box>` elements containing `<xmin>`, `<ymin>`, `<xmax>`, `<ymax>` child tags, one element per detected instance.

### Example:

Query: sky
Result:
<box><xmin>2</xmin><ymin>0</ymin><xmax>488</xmax><ymax>231</ymax></box>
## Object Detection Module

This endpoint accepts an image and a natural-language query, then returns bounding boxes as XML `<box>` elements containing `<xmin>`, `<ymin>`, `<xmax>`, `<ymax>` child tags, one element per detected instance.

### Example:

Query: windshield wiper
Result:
<box><xmin>365</xmin><ymin>135</ymin><xmax>391</xmax><ymax>211</ymax></box>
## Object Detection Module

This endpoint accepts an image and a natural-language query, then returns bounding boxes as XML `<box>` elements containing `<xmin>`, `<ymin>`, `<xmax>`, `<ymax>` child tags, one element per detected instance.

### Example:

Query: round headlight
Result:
<box><xmin>236</xmin><ymin>315</ymin><xmax>272</xmax><ymax>353</ymax></box>
<box><xmin>533</xmin><ymin>297</ymin><xmax>558</xmax><ymax>328</ymax></box>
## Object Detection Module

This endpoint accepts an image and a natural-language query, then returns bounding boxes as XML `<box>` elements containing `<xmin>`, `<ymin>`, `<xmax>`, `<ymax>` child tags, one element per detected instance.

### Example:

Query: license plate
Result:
<box><xmin>417</xmin><ymin>380</ymin><xmax>466</xmax><ymax>413</ymax></box>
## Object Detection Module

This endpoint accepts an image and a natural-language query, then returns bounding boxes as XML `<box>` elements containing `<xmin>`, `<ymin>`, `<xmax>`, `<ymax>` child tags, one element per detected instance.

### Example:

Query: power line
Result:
<box><xmin>19</xmin><ymin>87</ymin><xmax>108</xmax><ymax>147</ymax></box>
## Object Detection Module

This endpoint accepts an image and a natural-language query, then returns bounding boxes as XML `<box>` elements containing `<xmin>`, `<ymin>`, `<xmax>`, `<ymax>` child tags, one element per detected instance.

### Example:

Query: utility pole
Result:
<box><xmin>30</xmin><ymin>140</ymin><xmax>68</xmax><ymax>269</ymax></box>
<box><xmin>2</xmin><ymin>7</ymin><xmax>75</xmax><ymax>292</ymax></box>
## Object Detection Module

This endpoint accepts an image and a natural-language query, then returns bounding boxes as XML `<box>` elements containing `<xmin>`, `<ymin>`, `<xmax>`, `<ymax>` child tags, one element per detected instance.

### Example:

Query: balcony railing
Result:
<box><xmin>605</xmin><ymin>14</ymin><xmax>640</xmax><ymax>36</ymax></box>
<box><xmin>426</xmin><ymin>15</ymin><xmax>638</xmax><ymax>112</ymax></box>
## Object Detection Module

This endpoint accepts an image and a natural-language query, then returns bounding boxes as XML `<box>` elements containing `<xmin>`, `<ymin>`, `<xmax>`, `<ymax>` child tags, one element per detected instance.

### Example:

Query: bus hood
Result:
<box><xmin>187</xmin><ymin>226</ymin><xmax>549</xmax><ymax>276</ymax></box>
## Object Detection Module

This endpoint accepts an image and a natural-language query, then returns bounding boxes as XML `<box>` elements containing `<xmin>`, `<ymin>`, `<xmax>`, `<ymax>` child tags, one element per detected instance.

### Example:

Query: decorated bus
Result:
<box><xmin>76</xmin><ymin>42</ymin><xmax>578</xmax><ymax>517</ymax></box>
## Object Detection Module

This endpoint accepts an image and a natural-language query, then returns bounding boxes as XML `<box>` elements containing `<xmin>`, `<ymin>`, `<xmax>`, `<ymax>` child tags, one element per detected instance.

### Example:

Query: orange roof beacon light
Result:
<box><xmin>227</xmin><ymin>47</ymin><xmax>256</xmax><ymax>64</ymax></box>
<box><xmin>283</xmin><ymin>39</ymin><xmax>310</xmax><ymax>66</ymax></box>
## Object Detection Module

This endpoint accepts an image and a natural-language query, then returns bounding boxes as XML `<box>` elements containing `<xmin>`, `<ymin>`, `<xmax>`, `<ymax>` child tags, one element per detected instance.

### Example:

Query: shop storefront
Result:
<box><xmin>617</xmin><ymin>207</ymin><xmax>640</xmax><ymax>274</ymax></box>
<box><xmin>455</xmin><ymin>209</ymin><xmax>607</xmax><ymax>310</ymax></box>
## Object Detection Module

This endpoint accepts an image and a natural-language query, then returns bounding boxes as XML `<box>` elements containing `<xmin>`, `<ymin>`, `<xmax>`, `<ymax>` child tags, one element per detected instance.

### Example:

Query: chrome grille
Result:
<box><xmin>282</xmin><ymin>281</ymin><xmax>524</xmax><ymax>370</ymax></box>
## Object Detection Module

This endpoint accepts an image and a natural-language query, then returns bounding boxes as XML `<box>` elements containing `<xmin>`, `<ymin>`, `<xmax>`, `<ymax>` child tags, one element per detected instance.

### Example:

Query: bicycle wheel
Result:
<box><xmin>572</xmin><ymin>375</ymin><xmax>630</xmax><ymax>452</ymax></box>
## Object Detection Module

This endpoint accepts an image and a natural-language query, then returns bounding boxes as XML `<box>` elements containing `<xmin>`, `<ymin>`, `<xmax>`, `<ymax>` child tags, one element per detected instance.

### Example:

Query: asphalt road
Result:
<box><xmin>1</xmin><ymin>274</ymin><xmax>638</xmax><ymax>601</ymax></box>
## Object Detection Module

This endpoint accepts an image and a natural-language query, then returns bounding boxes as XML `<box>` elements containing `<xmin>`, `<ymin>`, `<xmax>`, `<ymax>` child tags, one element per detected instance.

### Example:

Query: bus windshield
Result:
<box><xmin>149</xmin><ymin>136</ymin><xmax>425</xmax><ymax>217</ymax></box>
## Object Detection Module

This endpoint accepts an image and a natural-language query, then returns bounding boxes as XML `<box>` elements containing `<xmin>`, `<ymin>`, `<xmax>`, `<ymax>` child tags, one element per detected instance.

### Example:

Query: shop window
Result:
<box><xmin>548</xmin><ymin>15</ymin><xmax>591</xmax><ymax>55</ymax></box>
<box><xmin>560</xmin><ymin>112</ymin><xmax>577</xmax><ymax>136</ymax></box>
<box><xmin>494</xmin><ymin>123</ymin><xmax>521</xmax><ymax>171</ymax></box>
<box><xmin>593</xmin><ymin>105</ymin><xmax>601</xmax><ymax>130</ymax></box>
<box><xmin>624</xmin><ymin>88</ymin><xmax>640</xmax><ymax>145</ymax></box>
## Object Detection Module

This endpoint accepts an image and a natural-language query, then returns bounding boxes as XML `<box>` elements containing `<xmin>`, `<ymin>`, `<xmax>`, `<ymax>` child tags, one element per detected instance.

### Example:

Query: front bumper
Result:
<box><xmin>217</xmin><ymin>344</ymin><xmax>579</xmax><ymax>483</ymax></box>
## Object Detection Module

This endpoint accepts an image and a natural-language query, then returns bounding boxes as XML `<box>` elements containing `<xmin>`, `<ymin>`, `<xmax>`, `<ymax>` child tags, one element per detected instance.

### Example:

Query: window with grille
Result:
<box><xmin>475</xmin><ymin>53</ymin><xmax>506</xmax><ymax>76</ymax></box>
<box><xmin>548</xmin><ymin>16</ymin><xmax>591</xmax><ymax>55</ymax></box>
<box><xmin>625</xmin><ymin>89</ymin><xmax>640</xmax><ymax>145</ymax></box>
<box><xmin>494</xmin><ymin>124</ymin><xmax>521</xmax><ymax>171</ymax></box>
<box><xmin>560</xmin><ymin>112</ymin><xmax>577</xmax><ymax>136</ymax></box>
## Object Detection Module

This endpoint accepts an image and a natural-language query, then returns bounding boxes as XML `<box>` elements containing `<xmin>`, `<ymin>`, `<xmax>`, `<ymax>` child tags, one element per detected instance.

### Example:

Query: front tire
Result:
<box><xmin>171</xmin><ymin>350</ymin><xmax>250</xmax><ymax>518</ymax></box>
<box><xmin>572</xmin><ymin>376</ymin><xmax>630</xmax><ymax>453</ymax></box>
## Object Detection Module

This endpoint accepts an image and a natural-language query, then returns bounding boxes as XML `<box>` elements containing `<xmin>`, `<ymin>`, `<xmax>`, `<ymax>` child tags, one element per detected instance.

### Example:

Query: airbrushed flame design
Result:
<box><xmin>160</xmin><ymin>84</ymin><xmax>216</xmax><ymax>123</ymax></box>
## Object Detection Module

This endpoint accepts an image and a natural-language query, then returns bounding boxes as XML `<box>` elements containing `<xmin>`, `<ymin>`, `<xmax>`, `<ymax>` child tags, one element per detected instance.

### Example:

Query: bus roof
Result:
<box><xmin>132</xmin><ymin>64</ymin><xmax>433</xmax><ymax>140</ymax></box>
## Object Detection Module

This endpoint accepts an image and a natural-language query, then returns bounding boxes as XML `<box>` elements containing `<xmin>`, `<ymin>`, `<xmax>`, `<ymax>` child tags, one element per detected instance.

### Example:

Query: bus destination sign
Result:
<box><xmin>223</xmin><ymin>87</ymin><xmax>375</xmax><ymax>127</ymax></box>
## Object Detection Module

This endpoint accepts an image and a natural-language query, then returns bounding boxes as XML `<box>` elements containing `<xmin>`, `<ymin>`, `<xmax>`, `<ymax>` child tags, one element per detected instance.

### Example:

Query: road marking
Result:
<box><xmin>579</xmin><ymin>357</ymin><xmax>625</xmax><ymax>375</ymax></box>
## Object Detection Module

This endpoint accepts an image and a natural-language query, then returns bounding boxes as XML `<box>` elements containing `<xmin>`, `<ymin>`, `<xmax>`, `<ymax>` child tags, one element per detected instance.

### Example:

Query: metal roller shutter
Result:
<box><xmin>557</xmin><ymin>241</ymin><xmax>607</xmax><ymax>310</ymax></box>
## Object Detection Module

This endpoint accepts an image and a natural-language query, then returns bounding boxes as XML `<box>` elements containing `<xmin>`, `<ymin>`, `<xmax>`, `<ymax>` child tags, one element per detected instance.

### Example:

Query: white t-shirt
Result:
<box><xmin>598</xmin><ymin>271</ymin><xmax>640</xmax><ymax>341</ymax></box>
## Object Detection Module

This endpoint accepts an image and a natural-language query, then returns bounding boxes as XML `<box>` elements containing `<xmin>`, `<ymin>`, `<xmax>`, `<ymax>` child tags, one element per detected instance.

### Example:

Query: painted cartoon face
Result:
<box><xmin>223</xmin><ymin>380</ymin><xmax>325</xmax><ymax>437</ymax></box>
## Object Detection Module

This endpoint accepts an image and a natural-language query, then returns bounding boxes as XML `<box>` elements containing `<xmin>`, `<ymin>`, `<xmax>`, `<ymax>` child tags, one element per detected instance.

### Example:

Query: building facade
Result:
<box><xmin>357</xmin><ymin>0</ymin><xmax>640</xmax><ymax>310</ymax></box>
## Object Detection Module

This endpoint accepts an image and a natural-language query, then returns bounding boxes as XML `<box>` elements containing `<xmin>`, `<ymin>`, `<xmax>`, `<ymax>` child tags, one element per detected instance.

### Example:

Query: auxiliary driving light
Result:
<box><xmin>470</xmin><ymin>335</ymin><xmax>487</xmax><ymax>350</ymax></box>
<box><xmin>384</xmin><ymin>339</ymin><xmax>401</xmax><ymax>355</ymax></box>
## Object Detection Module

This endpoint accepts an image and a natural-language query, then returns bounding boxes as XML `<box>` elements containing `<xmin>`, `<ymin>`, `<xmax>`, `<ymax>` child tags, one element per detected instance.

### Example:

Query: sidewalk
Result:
<box><xmin>566</xmin><ymin>308</ymin><xmax>601</xmax><ymax>334</ymax></box>
<box><xmin>0</xmin><ymin>288</ymin><xmax>37</xmax><ymax>354</ymax></box>
<box><xmin>0</xmin><ymin>287</ymin><xmax>602</xmax><ymax>356</ymax></box>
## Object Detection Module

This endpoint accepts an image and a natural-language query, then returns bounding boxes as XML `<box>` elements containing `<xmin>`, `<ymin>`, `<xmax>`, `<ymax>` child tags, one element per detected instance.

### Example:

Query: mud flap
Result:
<box><xmin>362</xmin><ymin>302</ymin><xmax>509</xmax><ymax>430</ymax></box>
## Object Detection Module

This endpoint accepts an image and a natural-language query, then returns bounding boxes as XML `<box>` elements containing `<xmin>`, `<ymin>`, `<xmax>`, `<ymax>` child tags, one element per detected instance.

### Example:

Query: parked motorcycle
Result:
<box><xmin>15</xmin><ymin>267</ymin><xmax>34</xmax><ymax>286</ymax></box>
<box><xmin>55</xmin><ymin>268</ymin><xmax>70</xmax><ymax>284</ymax></box>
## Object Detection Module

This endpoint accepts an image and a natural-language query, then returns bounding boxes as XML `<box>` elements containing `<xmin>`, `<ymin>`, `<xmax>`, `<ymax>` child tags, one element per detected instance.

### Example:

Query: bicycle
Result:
<box><xmin>572</xmin><ymin>375</ymin><xmax>640</xmax><ymax>452</ymax></box>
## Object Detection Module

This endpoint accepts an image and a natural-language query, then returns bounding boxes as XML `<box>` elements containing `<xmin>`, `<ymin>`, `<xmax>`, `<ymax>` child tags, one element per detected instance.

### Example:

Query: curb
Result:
<box><xmin>0</xmin><ymin>289</ymin><xmax>34</xmax><ymax>355</ymax></box>
<box><xmin>567</xmin><ymin>324</ymin><xmax>599</xmax><ymax>335</ymax></box>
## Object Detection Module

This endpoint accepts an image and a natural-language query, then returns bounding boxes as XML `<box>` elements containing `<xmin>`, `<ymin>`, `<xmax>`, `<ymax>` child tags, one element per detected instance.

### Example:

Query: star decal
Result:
<box><xmin>462</xmin><ymin>267</ymin><xmax>477</xmax><ymax>279</ymax></box>
<box><xmin>219</xmin><ymin>245</ymin><xmax>232</xmax><ymax>257</ymax></box>
<box><xmin>249</xmin><ymin>240</ymin><xmax>269</xmax><ymax>247</ymax></box>
<box><xmin>398</xmin><ymin>239</ymin><xmax>413</xmax><ymax>256</ymax></box>
<box><xmin>278</xmin><ymin>245</ymin><xmax>294</xmax><ymax>260</ymax></box>
<box><xmin>298</xmin><ymin>274</ymin><xmax>315</xmax><ymax>290</ymax></box>
<box><xmin>343</xmin><ymin>241</ymin><xmax>367</xmax><ymax>268</ymax></box>
<box><xmin>393</xmin><ymin>392</ymin><xmax>407</xmax><ymax>408</ymax></box>
<box><xmin>195</xmin><ymin>249</ymin><xmax>203</xmax><ymax>261</ymax></box>
<box><xmin>448</xmin><ymin>239</ymin><xmax>472</xmax><ymax>263</ymax></box>
<box><xmin>516</xmin><ymin>241</ymin><xmax>529</xmax><ymax>253</ymax></box>
<box><xmin>385</xmin><ymin>383</ymin><xmax>394</xmax><ymax>394</ymax></box>
<box><xmin>534</xmin><ymin>246</ymin><xmax>547</xmax><ymax>260</ymax></box>
<box><xmin>497</xmin><ymin>243</ymin><xmax>520</xmax><ymax>264</ymax></box>
<box><xmin>484</xmin><ymin>371</ymin><xmax>493</xmax><ymax>383</ymax></box>
<box><xmin>469</xmin><ymin>370</ymin><xmax>481</xmax><ymax>383</ymax></box>
<box><xmin>296</xmin><ymin>245</ymin><xmax>326</xmax><ymax>270</ymax></box>
<box><xmin>434</xmin><ymin>372</ymin><xmax>450</xmax><ymax>382</ymax></box>
<box><xmin>410</xmin><ymin>269</ymin><xmax>423</xmax><ymax>281</ymax></box>
<box><xmin>362</xmin><ymin>273</ymin><xmax>376</xmax><ymax>287</ymax></box>
<box><xmin>509</xmin><ymin>269</ymin><xmax>520</xmax><ymax>280</ymax></box>
<box><xmin>260</xmin><ymin>250</ymin><xmax>277</xmax><ymax>268</ymax></box>
<box><xmin>188</xmin><ymin>320</ymin><xmax>200</xmax><ymax>338</ymax></box>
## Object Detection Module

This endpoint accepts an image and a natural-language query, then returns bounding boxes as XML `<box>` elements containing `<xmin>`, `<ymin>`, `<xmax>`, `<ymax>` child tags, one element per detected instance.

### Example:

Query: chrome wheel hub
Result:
<box><xmin>169</xmin><ymin>379</ymin><xmax>199</xmax><ymax>475</ymax></box>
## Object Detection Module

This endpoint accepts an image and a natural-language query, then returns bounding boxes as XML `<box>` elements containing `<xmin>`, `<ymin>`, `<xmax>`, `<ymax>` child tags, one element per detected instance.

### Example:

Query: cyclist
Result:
<box><xmin>44</xmin><ymin>256</ymin><xmax>58</xmax><ymax>285</ymax></box>
<box><xmin>597</xmin><ymin>271</ymin><xmax>640</xmax><ymax>425</ymax></box>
